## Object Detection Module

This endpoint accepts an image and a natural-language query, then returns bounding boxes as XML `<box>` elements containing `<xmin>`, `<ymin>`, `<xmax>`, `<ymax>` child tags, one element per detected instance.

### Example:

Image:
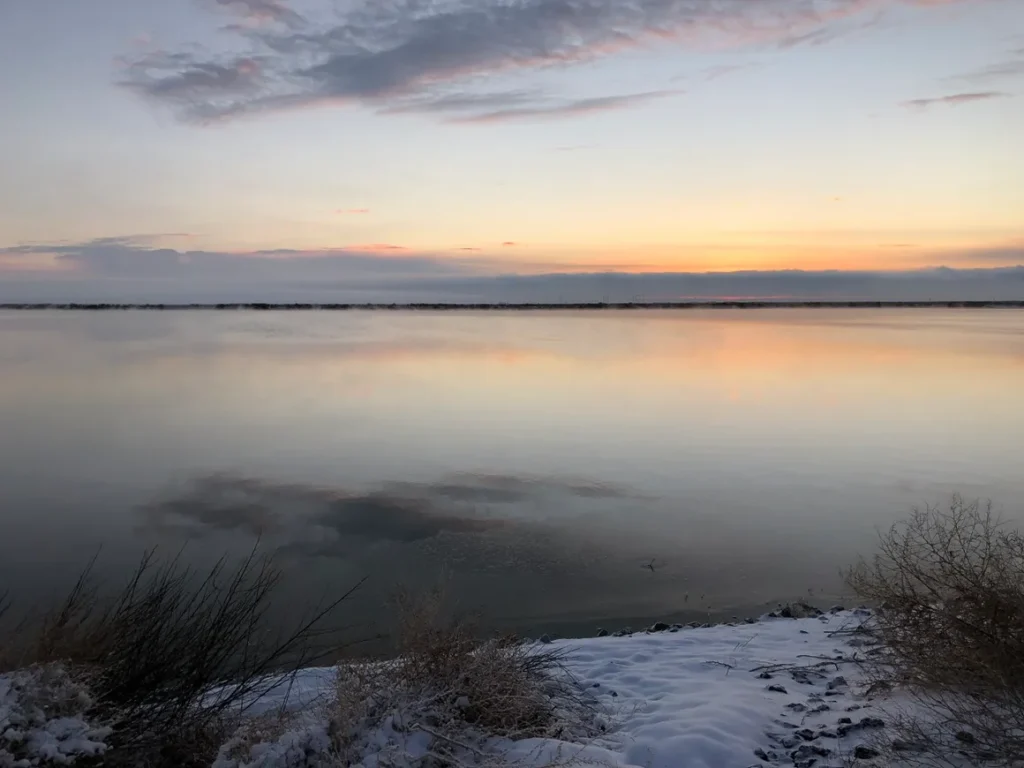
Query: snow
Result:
<box><xmin>234</xmin><ymin>609</ymin><xmax>897</xmax><ymax>768</ymax></box>
<box><xmin>0</xmin><ymin>664</ymin><xmax>110</xmax><ymax>768</ymax></box>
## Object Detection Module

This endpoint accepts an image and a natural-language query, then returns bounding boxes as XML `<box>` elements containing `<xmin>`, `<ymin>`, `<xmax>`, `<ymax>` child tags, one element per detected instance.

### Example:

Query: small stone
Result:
<box><xmin>745</xmin><ymin>617</ymin><xmax>757</xmax><ymax>624</ymax></box>
<box><xmin>610</xmin><ymin>690</ymin><xmax>618</xmax><ymax>697</ymax></box>
<box><xmin>753</xmin><ymin>748</ymin><xmax>770</xmax><ymax>762</ymax></box>
<box><xmin>817</xmin><ymin>729</ymin><xmax>837</xmax><ymax>739</ymax></box>
<box><xmin>780</xmin><ymin>605</ymin><xmax>794</xmax><ymax>618</ymax></box>
<box><xmin>791</xmin><ymin>744</ymin><xmax>831</xmax><ymax>760</ymax></box>
<box><xmin>758</xmin><ymin>671</ymin><xmax>774</xmax><ymax>679</ymax></box>
<box><xmin>596</xmin><ymin>628</ymin><xmax>609</xmax><ymax>637</ymax></box>
<box><xmin>809</xmin><ymin>704</ymin><xmax>831</xmax><ymax>714</ymax></box>
<box><xmin>827</xmin><ymin>676</ymin><xmax>848</xmax><ymax>690</ymax></box>
<box><xmin>768</xmin><ymin>685</ymin><xmax>788</xmax><ymax>694</ymax></box>
<box><xmin>846</xmin><ymin>705</ymin><xmax>862</xmax><ymax>712</ymax></box>
<box><xmin>786</xmin><ymin>703</ymin><xmax>807</xmax><ymax>712</ymax></box>
<box><xmin>649</xmin><ymin>622</ymin><xmax>671</xmax><ymax>632</ymax></box>
<box><xmin>853</xmin><ymin>745</ymin><xmax>879</xmax><ymax>760</ymax></box>
<box><xmin>800</xmin><ymin>629</ymin><xmax>809</xmax><ymax>634</ymax></box>
<box><xmin>860</xmin><ymin>717</ymin><xmax>885</xmax><ymax>729</ymax></box>
<box><xmin>768</xmin><ymin>612</ymin><xmax>779</xmax><ymax>618</ymax></box>
<box><xmin>796</xmin><ymin>728</ymin><xmax>816</xmax><ymax>741</ymax></box>
<box><xmin>830</xmin><ymin>605</ymin><xmax>845</xmax><ymax>613</ymax></box>
<box><xmin>688</xmin><ymin>621</ymin><xmax>701</xmax><ymax>628</ymax></box>
<box><xmin>838</xmin><ymin>718</ymin><xmax>853</xmax><ymax>724</ymax></box>
<box><xmin>669</xmin><ymin>627</ymin><xmax>679</xmax><ymax>633</ymax></box>
<box><xmin>539</xmin><ymin>634</ymin><xmax>552</xmax><ymax>644</ymax></box>
<box><xmin>955</xmin><ymin>731</ymin><xmax>976</xmax><ymax>744</ymax></box>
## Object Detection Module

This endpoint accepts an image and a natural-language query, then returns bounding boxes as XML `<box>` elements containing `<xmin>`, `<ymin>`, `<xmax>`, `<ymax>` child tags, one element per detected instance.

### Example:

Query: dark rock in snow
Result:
<box><xmin>688</xmin><ymin>622</ymin><xmax>702</xmax><ymax>628</ymax></box>
<box><xmin>838</xmin><ymin>718</ymin><xmax>853</xmax><ymax>725</ymax></box>
<box><xmin>669</xmin><ymin>628</ymin><xmax>679</xmax><ymax>633</ymax></box>
<box><xmin>796</xmin><ymin>728</ymin><xmax>816</xmax><ymax>741</ymax></box>
<box><xmin>753</xmin><ymin>748</ymin><xmax>770</xmax><ymax>762</ymax></box>
<box><xmin>786</xmin><ymin>703</ymin><xmax>807</xmax><ymax>712</ymax></box>
<box><xmin>853</xmin><ymin>745</ymin><xmax>880</xmax><ymax>759</ymax></box>
<box><xmin>817</xmin><ymin>729</ymin><xmax>837</xmax><ymax>739</ymax></box>
<box><xmin>809</xmin><ymin>704</ymin><xmax>831</xmax><ymax>714</ymax></box>
<box><xmin>827</xmin><ymin>676</ymin><xmax>848</xmax><ymax>690</ymax></box>
<box><xmin>792</xmin><ymin>744</ymin><xmax>831</xmax><ymax>760</ymax></box>
<box><xmin>768</xmin><ymin>685</ymin><xmax>789</xmax><ymax>694</ymax></box>
<box><xmin>830</xmin><ymin>605</ymin><xmax>846</xmax><ymax>614</ymax></box>
<box><xmin>539</xmin><ymin>634</ymin><xmax>552</xmax><ymax>644</ymax></box>
<box><xmin>758</xmin><ymin>671</ymin><xmax>774</xmax><ymax>679</ymax></box>
<box><xmin>596</xmin><ymin>628</ymin><xmax>609</xmax><ymax>637</ymax></box>
<box><xmin>649</xmin><ymin>622</ymin><xmax>671</xmax><ymax>632</ymax></box>
<box><xmin>800</xmin><ymin>629</ymin><xmax>809</xmax><ymax>634</ymax></box>
<box><xmin>955</xmin><ymin>731</ymin><xmax>976</xmax><ymax>744</ymax></box>
<box><xmin>745</xmin><ymin>617</ymin><xmax>757</xmax><ymax>624</ymax></box>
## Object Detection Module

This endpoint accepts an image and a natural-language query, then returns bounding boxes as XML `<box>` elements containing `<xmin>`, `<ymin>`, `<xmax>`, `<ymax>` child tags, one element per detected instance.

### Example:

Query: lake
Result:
<box><xmin>1</xmin><ymin>309</ymin><xmax>1022</xmax><ymax>638</ymax></box>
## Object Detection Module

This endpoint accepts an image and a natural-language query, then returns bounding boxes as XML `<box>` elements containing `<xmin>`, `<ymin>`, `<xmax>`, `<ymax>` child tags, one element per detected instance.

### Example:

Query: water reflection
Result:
<box><xmin>1</xmin><ymin>309</ymin><xmax>1022</xmax><ymax>634</ymax></box>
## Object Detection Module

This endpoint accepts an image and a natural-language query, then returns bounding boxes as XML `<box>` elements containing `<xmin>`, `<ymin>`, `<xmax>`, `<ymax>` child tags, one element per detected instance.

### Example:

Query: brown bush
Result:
<box><xmin>847</xmin><ymin>495</ymin><xmax>1024</xmax><ymax>766</ymax></box>
<box><xmin>327</xmin><ymin>586</ymin><xmax>599</xmax><ymax>766</ymax></box>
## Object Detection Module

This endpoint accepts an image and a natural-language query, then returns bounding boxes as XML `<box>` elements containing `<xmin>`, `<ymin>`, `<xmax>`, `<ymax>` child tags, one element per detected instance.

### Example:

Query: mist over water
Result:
<box><xmin>1</xmin><ymin>309</ymin><xmax>1022</xmax><ymax>635</ymax></box>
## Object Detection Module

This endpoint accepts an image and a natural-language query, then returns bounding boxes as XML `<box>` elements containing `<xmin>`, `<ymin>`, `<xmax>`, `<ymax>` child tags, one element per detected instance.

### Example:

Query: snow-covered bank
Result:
<box><xmin>1</xmin><ymin>609</ymin><xmax>919</xmax><ymax>768</ymax></box>
<box><xmin>229</xmin><ymin>609</ymin><xmax>899</xmax><ymax>768</ymax></box>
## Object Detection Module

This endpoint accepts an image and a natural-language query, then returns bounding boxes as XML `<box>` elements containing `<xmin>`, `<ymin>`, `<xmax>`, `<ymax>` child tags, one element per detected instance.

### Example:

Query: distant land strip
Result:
<box><xmin>2</xmin><ymin>301</ymin><xmax>1023</xmax><ymax>311</ymax></box>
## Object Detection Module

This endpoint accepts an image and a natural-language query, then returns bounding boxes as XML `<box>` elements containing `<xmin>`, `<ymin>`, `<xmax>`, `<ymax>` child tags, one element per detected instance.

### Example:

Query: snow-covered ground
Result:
<box><xmin>233</xmin><ymin>608</ymin><xmax>895</xmax><ymax>768</ymax></box>
<box><xmin>1</xmin><ymin>609</ymin><xmax>906</xmax><ymax>768</ymax></box>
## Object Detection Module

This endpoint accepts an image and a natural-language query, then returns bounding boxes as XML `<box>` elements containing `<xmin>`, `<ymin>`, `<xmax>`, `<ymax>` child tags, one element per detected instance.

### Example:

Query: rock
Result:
<box><xmin>610</xmin><ymin>691</ymin><xmax>618</xmax><ymax>697</ymax></box>
<box><xmin>649</xmin><ymin>622</ymin><xmax>671</xmax><ymax>632</ymax></box>
<box><xmin>793</xmin><ymin>761</ymin><xmax>816</xmax><ymax>768</ymax></box>
<box><xmin>830</xmin><ymin>605</ymin><xmax>846</xmax><ymax>614</ymax></box>
<box><xmin>758</xmin><ymin>671</ymin><xmax>774</xmax><ymax>679</ymax></box>
<box><xmin>669</xmin><ymin>628</ymin><xmax>679</xmax><ymax>633</ymax></box>
<box><xmin>592</xmin><ymin>682</ymin><xmax>600</xmax><ymax>688</ymax></box>
<box><xmin>539</xmin><ymin>634</ymin><xmax>552</xmax><ymax>644</ymax></box>
<box><xmin>688</xmin><ymin>621</ymin><xmax>701</xmax><ymax>628</ymax></box>
<box><xmin>596</xmin><ymin>628</ymin><xmax>609</xmax><ymax>637</ymax></box>
<box><xmin>845</xmin><ymin>705</ymin><xmax>862</xmax><ymax>712</ymax></box>
<box><xmin>791</xmin><ymin>744</ymin><xmax>831</xmax><ymax>760</ymax></box>
<box><xmin>786</xmin><ymin>703</ymin><xmax>807</xmax><ymax>712</ymax></box>
<box><xmin>955</xmin><ymin>731</ymin><xmax>976</xmax><ymax>744</ymax></box>
<box><xmin>827</xmin><ymin>676</ymin><xmax>848</xmax><ymax>690</ymax></box>
<box><xmin>753</xmin><ymin>748</ymin><xmax>770</xmax><ymax>762</ymax></box>
<box><xmin>671</xmin><ymin>623</ymin><xmax>683</xmax><ymax>629</ymax></box>
<box><xmin>817</xmin><ymin>729</ymin><xmax>837</xmax><ymax>739</ymax></box>
<box><xmin>861</xmin><ymin>717</ymin><xmax>885</xmax><ymax>729</ymax></box>
<box><xmin>809</xmin><ymin>704</ymin><xmax>831</xmax><ymax>714</ymax></box>
<box><xmin>745</xmin><ymin>617</ymin><xmax>757</xmax><ymax>624</ymax></box>
<box><xmin>767</xmin><ymin>612</ymin><xmax>779</xmax><ymax>618</ymax></box>
<box><xmin>781</xmin><ymin>601</ymin><xmax>821</xmax><ymax>619</ymax></box>
<box><xmin>768</xmin><ymin>685</ymin><xmax>789</xmax><ymax>694</ymax></box>
<box><xmin>853</xmin><ymin>745</ymin><xmax>879</xmax><ymax>760</ymax></box>
<box><xmin>838</xmin><ymin>718</ymin><xmax>853</xmax><ymax>724</ymax></box>
<box><xmin>796</xmin><ymin>728</ymin><xmax>816</xmax><ymax>741</ymax></box>
<box><xmin>800</xmin><ymin>629</ymin><xmax>809</xmax><ymax>634</ymax></box>
<box><xmin>780</xmin><ymin>605</ymin><xmax>794</xmax><ymax>618</ymax></box>
<box><xmin>622</xmin><ymin>626</ymin><xmax>633</xmax><ymax>635</ymax></box>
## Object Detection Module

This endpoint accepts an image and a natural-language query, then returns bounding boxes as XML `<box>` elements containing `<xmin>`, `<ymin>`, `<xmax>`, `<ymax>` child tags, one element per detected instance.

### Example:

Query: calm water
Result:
<box><xmin>1</xmin><ymin>309</ymin><xmax>1022</xmax><ymax>636</ymax></box>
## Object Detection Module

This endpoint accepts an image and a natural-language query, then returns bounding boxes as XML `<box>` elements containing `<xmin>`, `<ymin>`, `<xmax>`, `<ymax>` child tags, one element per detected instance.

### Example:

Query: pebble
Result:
<box><xmin>768</xmin><ymin>685</ymin><xmax>788</xmax><ymax>694</ymax></box>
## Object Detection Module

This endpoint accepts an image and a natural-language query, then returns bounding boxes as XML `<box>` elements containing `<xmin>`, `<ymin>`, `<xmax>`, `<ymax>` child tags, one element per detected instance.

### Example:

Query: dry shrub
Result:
<box><xmin>328</xmin><ymin>587</ymin><xmax>600</xmax><ymax>767</ymax></box>
<box><xmin>2</xmin><ymin>547</ymin><xmax>359</xmax><ymax>768</ymax></box>
<box><xmin>847</xmin><ymin>495</ymin><xmax>1024</xmax><ymax>766</ymax></box>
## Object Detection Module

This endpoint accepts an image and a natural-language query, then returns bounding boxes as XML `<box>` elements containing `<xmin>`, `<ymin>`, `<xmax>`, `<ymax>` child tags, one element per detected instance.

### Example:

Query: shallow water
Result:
<box><xmin>1</xmin><ymin>309</ymin><xmax>1022</xmax><ymax>636</ymax></box>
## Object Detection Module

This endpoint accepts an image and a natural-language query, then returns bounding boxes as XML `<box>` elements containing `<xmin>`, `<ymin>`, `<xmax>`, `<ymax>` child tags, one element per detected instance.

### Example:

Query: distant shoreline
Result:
<box><xmin>1</xmin><ymin>300</ymin><xmax>1023</xmax><ymax>311</ymax></box>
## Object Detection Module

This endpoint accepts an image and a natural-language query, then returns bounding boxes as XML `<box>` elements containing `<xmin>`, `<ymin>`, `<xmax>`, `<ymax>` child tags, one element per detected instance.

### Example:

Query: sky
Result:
<box><xmin>0</xmin><ymin>0</ymin><xmax>1022</xmax><ymax>301</ymax></box>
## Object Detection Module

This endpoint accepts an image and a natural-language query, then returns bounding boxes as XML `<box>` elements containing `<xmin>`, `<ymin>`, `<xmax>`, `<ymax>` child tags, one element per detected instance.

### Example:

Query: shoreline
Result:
<box><xmin>2</xmin><ymin>300</ymin><xmax>1023</xmax><ymax>311</ymax></box>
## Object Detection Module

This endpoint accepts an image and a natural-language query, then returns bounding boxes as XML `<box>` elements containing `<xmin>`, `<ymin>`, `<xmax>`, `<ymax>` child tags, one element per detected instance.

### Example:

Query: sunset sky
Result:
<box><xmin>1</xmin><ymin>0</ymin><xmax>1022</xmax><ymax>300</ymax></box>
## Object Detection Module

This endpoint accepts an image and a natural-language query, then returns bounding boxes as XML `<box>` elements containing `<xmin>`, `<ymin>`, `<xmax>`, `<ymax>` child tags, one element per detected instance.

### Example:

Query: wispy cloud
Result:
<box><xmin>336</xmin><ymin>208</ymin><xmax>371</xmax><ymax>215</ymax></box>
<box><xmin>120</xmin><ymin>0</ymin><xmax>967</xmax><ymax>124</ymax></box>
<box><xmin>502</xmin><ymin>241</ymin><xmax>518</xmax><ymax>247</ymax></box>
<box><xmin>901</xmin><ymin>91</ymin><xmax>1010</xmax><ymax>109</ymax></box>
<box><xmin>451</xmin><ymin>90</ymin><xmax>679</xmax><ymax>123</ymax></box>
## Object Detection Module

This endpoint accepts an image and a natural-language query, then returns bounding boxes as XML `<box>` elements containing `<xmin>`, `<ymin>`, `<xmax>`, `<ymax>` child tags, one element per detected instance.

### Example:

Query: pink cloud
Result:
<box><xmin>502</xmin><ymin>241</ymin><xmax>517</xmax><ymax>247</ymax></box>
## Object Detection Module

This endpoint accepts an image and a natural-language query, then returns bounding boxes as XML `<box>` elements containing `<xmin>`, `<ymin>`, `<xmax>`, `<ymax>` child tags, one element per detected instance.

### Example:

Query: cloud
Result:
<box><xmin>450</xmin><ymin>90</ymin><xmax>679</xmax><ymax>123</ymax></box>
<box><xmin>336</xmin><ymin>208</ymin><xmax>371</xmax><ymax>215</ymax></box>
<box><xmin>502</xmin><ymin>241</ymin><xmax>517</xmax><ymax>247</ymax></box>
<box><xmin>901</xmin><ymin>91</ymin><xmax>1011</xmax><ymax>109</ymax></box>
<box><xmin>212</xmin><ymin>0</ymin><xmax>304</xmax><ymax>28</ymax></box>
<box><xmin>944</xmin><ymin>49</ymin><xmax>1024</xmax><ymax>86</ymax></box>
<box><xmin>120</xmin><ymin>0</ymin><xmax>966</xmax><ymax>123</ymax></box>
<box><xmin>3</xmin><ymin>236</ymin><xmax>1022</xmax><ymax>303</ymax></box>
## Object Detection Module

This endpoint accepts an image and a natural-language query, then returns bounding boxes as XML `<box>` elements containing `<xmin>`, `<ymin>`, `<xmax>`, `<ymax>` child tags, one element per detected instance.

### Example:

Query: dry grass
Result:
<box><xmin>846</xmin><ymin>495</ymin><xmax>1024</xmax><ymax>767</ymax></box>
<box><xmin>1</xmin><ymin>547</ymin><xmax>359</xmax><ymax>768</ymax></box>
<box><xmin>324</xmin><ymin>587</ymin><xmax>601</xmax><ymax>767</ymax></box>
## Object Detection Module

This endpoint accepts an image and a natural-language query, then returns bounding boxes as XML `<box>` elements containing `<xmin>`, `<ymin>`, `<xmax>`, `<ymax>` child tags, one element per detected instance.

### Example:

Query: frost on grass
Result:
<box><xmin>216</xmin><ymin>591</ymin><xmax>605</xmax><ymax>768</ymax></box>
<box><xmin>0</xmin><ymin>664</ymin><xmax>110</xmax><ymax>767</ymax></box>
